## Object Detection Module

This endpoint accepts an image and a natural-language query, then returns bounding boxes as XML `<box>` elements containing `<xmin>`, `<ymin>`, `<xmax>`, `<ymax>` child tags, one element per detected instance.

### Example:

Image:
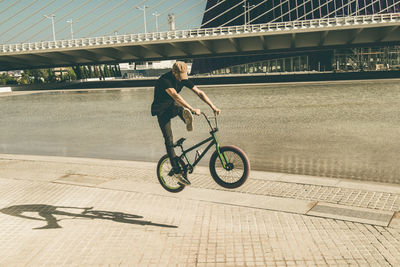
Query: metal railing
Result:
<box><xmin>1</xmin><ymin>13</ymin><xmax>399</xmax><ymax>54</ymax></box>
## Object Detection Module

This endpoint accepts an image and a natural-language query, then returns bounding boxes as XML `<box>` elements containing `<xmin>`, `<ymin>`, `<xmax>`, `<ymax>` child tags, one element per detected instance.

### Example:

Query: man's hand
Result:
<box><xmin>191</xmin><ymin>108</ymin><xmax>201</xmax><ymax>116</ymax></box>
<box><xmin>212</xmin><ymin>107</ymin><xmax>221</xmax><ymax>115</ymax></box>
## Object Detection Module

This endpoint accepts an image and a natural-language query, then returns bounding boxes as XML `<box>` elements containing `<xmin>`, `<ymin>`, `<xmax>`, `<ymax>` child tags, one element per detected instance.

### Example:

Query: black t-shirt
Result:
<box><xmin>151</xmin><ymin>71</ymin><xmax>194</xmax><ymax>116</ymax></box>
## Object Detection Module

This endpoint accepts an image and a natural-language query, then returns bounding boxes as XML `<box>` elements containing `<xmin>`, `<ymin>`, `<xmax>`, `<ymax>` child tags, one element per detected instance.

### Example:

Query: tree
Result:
<box><xmin>94</xmin><ymin>66</ymin><xmax>100</xmax><ymax>78</ymax></box>
<box><xmin>20</xmin><ymin>70</ymin><xmax>32</xmax><ymax>84</ymax></box>
<box><xmin>72</xmin><ymin>65</ymin><xmax>83</xmax><ymax>79</ymax></box>
<box><xmin>29</xmin><ymin>69</ymin><xmax>46</xmax><ymax>84</ymax></box>
<box><xmin>66</xmin><ymin>67</ymin><xmax>77</xmax><ymax>81</ymax></box>
<box><xmin>99</xmin><ymin>66</ymin><xmax>104</xmax><ymax>80</ymax></box>
<box><xmin>103</xmin><ymin>65</ymin><xmax>111</xmax><ymax>77</ymax></box>
<box><xmin>46</xmin><ymin>68</ymin><xmax>56</xmax><ymax>83</ymax></box>
<box><xmin>116</xmin><ymin>64</ymin><xmax>122</xmax><ymax>77</ymax></box>
<box><xmin>83</xmin><ymin>66</ymin><xmax>89</xmax><ymax>79</ymax></box>
<box><xmin>87</xmin><ymin>66</ymin><xmax>93</xmax><ymax>78</ymax></box>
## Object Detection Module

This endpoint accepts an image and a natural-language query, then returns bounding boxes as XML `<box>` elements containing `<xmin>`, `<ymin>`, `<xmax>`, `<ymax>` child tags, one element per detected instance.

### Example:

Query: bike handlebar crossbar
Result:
<box><xmin>200</xmin><ymin>111</ymin><xmax>218</xmax><ymax>131</ymax></box>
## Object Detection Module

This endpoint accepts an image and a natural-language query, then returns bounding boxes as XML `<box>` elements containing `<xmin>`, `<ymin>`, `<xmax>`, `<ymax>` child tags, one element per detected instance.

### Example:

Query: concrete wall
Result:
<box><xmin>0</xmin><ymin>86</ymin><xmax>12</xmax><ymax>93</ymax></box>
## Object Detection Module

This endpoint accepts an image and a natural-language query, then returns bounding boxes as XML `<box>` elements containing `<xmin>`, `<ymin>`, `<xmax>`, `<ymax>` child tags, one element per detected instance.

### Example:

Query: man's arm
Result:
<box><xmin>165</xmin><ymin>88</ymin><xmax>199</xmax><ymax>114</ymax></box>
<box><xmin>190</xmin><ymin>86</ymin><xmax>221</xmax><ymax>115</ymax></box>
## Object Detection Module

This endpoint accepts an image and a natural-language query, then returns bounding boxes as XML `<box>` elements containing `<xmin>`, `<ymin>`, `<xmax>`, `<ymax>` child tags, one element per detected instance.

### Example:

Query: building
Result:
<box><xmin>191</xmin><ymin>0</ymin><xmax>400</xmax><ymax>75</ymax></box>
<box><xmin>120</xmin><ymin>60</ymin><xmax>192</xmax><ymax>78</ymax></box>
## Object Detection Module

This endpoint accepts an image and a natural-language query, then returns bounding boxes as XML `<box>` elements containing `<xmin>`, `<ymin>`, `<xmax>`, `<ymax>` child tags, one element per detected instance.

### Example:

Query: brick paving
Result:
<box><xmin>2</xmin><ymin>156</ymin><xmax>400</xmax><ymax>212</ymax></box>
<box><xmin>0</xmin><ymin>154</ymin><xmax>400</xmax><ymax>266</ymax></box>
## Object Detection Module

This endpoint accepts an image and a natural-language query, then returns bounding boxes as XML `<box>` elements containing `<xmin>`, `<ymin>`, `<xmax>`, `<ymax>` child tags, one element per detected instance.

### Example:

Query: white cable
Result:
<box><xmin>348</xmin><ymin>0</ymin><xmax>378</xmax><ymax>16</ymax></box>
<box><xmin>0</xmin><ymin>0</ymin><xmax>21</xmax><ymax>17</ymax></box>
<box><xmin>176</xmin><ymin>0</ymin><xmax>225</xmax><ymax>29</ymax></box>
<box><xmin>175</xmin><ymin>0</ymin><xmax>207</xmax><ymax>20</ymax></box>
<box><xmin>174</xmin><ymin>0</ymin><xmax>208</xmax><ymax>29</ymax></box>
<box><xmin>259</xmin><ymin>0</ymin><xmax>293</xmax><ymax>23</ymax></box>
<box><xmin>110</xmin><ymin>0</ymin><xmax>161</xmax><ymax>34</ymax></box>
<box><xmin>203</xmin><ymin>0</ymin><xmax>246</xmax><ymax>27</ymax></box>
<box><xmin>324</xmin><ymin>0</ymin><xmax>374</xmax><ymax>18</ymax></box>
<box><xmin>219</xmin><ymin>0</ymin><xmax>268</xmax><ymax>27</ymax></box>
<box><xmin>0</xmin><ymin>0</ymin><xmax>39</xmax><ymax>27</ymax></box>
<box><xmin>86</xmin><ymin>4</ymin><xmax>141</xmax><ymax>37</ymax></box>
<box><xmin>279</xmin><ymin>0</ymin><xmax>315</xmax><ymax>22</ymax></box>
<box><xmin>0</xmin><ymin>0</ymin><xmax>57</xmax><ymax>38</ymax></box>
<box><xmin>376</xmin><ymin>1</ymin><xmax>399</xmax><ymax>14</ymax></box>
<box><xmin>204</xmin><ymin>0</ymin><xmax>247</xmax><ymax>28</ymax></box>
<box><xmin>124</xmin><ymin>0</ymin><xmax>180</xmax><ymax>32</ymax></box>
<box><xmin>290</xmin><ymin>0</ymin><xmax>334</xmax><ymax>22</ymax></box>
<box><xmin>73</xmin><ymin>0</ymin><xmax>126</xmax><ymax>37</ymax></box>
<box><xmin>6</xmin><ymin>0</ymin><xmax>66</xmax><ymax>43</ymax></box>
<box><xmin>24</xmin><ymin>0</ymin><xmax>80</xmax><ymax>42</ymax></box>
<box><xmin>250</xmin><ymin>0</ymin><xmax>311</xmax><ymax>24</ymax></box>
<box><xmin>46</xmin><ymin>0</ymin><xmax>95</xmax><ymax>39</ymax></box>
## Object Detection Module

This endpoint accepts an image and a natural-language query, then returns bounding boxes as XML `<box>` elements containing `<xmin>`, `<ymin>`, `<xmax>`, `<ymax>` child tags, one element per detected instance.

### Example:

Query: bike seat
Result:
<box><xmin>173</xmin><ymin>138</ymin><xmax>186</xmax><ymax>147</ymax></box>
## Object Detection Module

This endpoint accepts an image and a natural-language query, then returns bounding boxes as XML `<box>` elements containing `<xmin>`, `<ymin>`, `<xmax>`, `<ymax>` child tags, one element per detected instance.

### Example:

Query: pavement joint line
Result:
<box><xmin>52</xmin><ymin>179</ymin><xmax>400</xmax><ymax>228</ymax></box>
<box><xmin>2</xmin><ymin>153</ymin><xmax>400</xmax><ymax>195</ymax></box>
<box><xmin>19</xmin><ymin>175</ymin><xmax>319</xmax><ymax>219</ymax></box>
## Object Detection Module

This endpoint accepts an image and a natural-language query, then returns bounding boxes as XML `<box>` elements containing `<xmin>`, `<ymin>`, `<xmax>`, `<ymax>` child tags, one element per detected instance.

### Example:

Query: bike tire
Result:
<box><xmin>209</xmin><ymin>146</ymin><xmax>250</xmax><ymax>189</ymax></box>
<box><xmin>157</xmin><ymin>154</ymin><xmax>187</xmax><ymax>193</ymax></box>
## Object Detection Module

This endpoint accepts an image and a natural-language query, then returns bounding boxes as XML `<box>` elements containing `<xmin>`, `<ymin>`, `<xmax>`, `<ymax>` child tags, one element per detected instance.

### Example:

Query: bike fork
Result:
<box><xmin>213</xmin><ymin>134</ymin><xmax>229</xmax><ymax>169</ymax></box>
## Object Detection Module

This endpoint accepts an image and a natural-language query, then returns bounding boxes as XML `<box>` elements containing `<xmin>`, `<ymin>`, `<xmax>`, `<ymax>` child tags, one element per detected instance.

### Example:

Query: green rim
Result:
<box><xmin>159</xmin><ymin>157</ymin><xmax>181</xmax><ymax>190</ymax></box>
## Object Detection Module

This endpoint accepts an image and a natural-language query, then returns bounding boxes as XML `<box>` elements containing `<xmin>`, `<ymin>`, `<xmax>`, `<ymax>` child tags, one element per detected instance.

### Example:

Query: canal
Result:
<box><xmin>1</xmin><ymin>79</ymin><xmax>399</xmax><ymax>184</ymax></box>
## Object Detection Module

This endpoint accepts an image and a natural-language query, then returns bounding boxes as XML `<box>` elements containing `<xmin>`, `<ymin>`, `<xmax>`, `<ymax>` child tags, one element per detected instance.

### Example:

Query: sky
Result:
<box><xmin>0</xmin><ymin>0</ymin><xmax>208</xmax><ymax>45</ymax></box>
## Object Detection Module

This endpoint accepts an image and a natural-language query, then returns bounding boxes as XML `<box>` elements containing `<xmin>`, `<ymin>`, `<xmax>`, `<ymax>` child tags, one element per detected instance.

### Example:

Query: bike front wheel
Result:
<box><xmin>157</xmin><ymin>154</ymin><xmax>187</xmax><ymax>193</ymax></box>
<box><xmin>209</xmin><ymin>145</ymin><xmax>250</xmax><ymax>189</ymax></box>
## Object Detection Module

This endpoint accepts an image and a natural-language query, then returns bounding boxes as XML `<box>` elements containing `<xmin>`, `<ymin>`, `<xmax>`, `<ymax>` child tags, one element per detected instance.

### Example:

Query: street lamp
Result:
<box><xmin>243</xmin><ymin>3</ymin><xmax>247</xmax><ymax>25</ymax></box>
<box><xmin>243</xmin><ymin>1</ymin><xmax>255</xmax><ymax>25</ymax></box>
<box><xmin>136</xmin><ymin>5</ymin><xmax>149</xmax><ymax>33</ymax></box>
<box><xmin>153</xmin><ymin>11</ymin><xmax>160</xmax><ymax>32</ymax></box>
<box><xmin>44</xmin><ymin>14</ymin><xmax>56</xmax><ymax>41</ymax></box>
<box><xmin>66</xmin><ymin>19</ymin><xmax>78</xmax><ymax>40</ymax></box>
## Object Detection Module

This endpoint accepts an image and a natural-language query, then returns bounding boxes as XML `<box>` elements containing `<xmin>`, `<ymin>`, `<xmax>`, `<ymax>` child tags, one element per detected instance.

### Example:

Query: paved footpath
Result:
<box><xmin>0</xmin><ymin>154</ymin><xmax>400</xmax><ymax>266</ymax></box>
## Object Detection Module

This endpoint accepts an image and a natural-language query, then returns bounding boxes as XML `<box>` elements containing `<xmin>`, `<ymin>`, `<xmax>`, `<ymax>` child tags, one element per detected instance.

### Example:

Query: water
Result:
<box><xmin>1</xmin><ymin>80</ymin><xmax>400</xmax><ymax>184</ymax></box>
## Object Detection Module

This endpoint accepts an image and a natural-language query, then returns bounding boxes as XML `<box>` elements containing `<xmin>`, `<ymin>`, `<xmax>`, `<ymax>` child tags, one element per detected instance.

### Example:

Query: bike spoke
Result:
<box><xmin>215</xmin><ymin>151</ymin><xmax>245</xmax><ymax>184</ymax></box>
<box><xmin>160</xmin><ymin>158</ymin><xmax>181</xmax><ymax>189</ymax></box>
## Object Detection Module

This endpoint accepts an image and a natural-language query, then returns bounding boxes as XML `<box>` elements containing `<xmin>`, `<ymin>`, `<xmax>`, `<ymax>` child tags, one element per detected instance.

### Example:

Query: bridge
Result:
<box><xmin>1</xmin><ymin>13</ymin><xmax>399</xmax><ymax>71</ymax></box>
<box><xmin>0</xmin><ymin>0</ymin><xmax>399</xmax><ymax>71</ymax></box>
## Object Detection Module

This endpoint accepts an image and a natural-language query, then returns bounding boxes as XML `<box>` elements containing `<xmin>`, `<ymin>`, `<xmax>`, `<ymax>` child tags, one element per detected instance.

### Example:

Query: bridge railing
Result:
<box><xmin>1</xmin><ymin>13</ymin><xmax>399</xmax><ymax>54</ymax></box>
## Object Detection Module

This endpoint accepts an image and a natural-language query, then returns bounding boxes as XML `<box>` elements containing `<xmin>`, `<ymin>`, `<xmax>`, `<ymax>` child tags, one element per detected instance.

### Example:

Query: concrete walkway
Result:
<box><xmin>0</xmin><ymin>153</ymin><xmax>399</xmax><ymax>266</ymax></box>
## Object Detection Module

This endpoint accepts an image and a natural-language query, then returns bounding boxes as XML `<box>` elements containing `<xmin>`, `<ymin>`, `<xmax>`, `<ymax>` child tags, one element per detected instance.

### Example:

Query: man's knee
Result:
<box><xmin>165</xmin><ymin>139</ymin><xmax>174</xmax><ymax>149</ymax></box>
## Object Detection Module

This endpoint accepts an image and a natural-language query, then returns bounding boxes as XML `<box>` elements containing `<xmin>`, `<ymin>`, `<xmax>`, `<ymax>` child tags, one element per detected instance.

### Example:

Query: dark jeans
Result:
<box><xmin>157</xmin><ymin>104</ymin><xmax>185</xmax><ymax>171</ymax></box>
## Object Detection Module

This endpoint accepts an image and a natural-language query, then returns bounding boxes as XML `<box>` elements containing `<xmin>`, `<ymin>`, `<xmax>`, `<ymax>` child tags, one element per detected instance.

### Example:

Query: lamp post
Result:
<box><xmin>44</xmin><ymin>14</ymin><xmax>56</xmax><ymax>41</ymax></box>
<box><xmin>247</xmin><ymin>3</ymin><xmax>255</xmax><ymax>24</ymax></box>
<box><xmin>243</xmin><ymin>2</ymin><xmax>247</xmax><ymax>25</ymax></box>
<box><xmin>153</xmin><ymin>11</ymin><xmax>160</xmax><ymax>32</ymax></box>
<box><xmin>136</xmin><ymin>5</ymin><xmax>149</xmax><ymax>33</ymax></box>
<box><xmin>66</xmin><ymin>19</ymin><xmax>77</xmax><ymax>40</ymax></box>
<box><xmin>243</xmin><ymin>1</ymin><xmax>255</xmax><ymax>26</ymax></box>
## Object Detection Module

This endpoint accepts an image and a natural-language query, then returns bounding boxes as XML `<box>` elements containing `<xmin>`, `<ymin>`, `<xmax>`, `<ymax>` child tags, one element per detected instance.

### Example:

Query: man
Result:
<box><xmin>151</xmin><ymin>61</ymin><xmax>221</xmax><ymax>185</ymax></box>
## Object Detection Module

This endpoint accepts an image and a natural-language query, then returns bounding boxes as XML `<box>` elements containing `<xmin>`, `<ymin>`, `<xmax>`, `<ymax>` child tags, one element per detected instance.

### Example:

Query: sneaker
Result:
<box><xmin>173</xmin><ymin>172</ymin><xmax>191</xmax><ymax>185</ymax></box>
<box><xmin>182</xmin><ymin>108</ymin><xmax>193</xmax><ymax>132</ymax></box>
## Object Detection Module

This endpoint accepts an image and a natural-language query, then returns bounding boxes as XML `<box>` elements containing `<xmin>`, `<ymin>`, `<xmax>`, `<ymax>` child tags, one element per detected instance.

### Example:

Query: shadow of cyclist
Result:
<box><xmin>0</xmin><ymin>204</ymin><xmax>177</xmax><ymax>230</ymax></box>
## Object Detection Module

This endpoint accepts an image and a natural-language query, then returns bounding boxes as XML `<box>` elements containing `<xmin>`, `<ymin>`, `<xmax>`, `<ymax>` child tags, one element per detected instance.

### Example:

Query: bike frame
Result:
<box><xmin>176</xmin><ymin>113</ymin><xmax>229</xmax><ymax>174</ymax></box>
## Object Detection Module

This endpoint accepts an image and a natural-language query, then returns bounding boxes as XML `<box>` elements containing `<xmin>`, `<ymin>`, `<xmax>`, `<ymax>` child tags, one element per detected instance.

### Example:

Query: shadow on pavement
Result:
<box><xmin>0</xmin><ymin>204</ymin><xmax>177</xmax><ymax>230</ymax></box>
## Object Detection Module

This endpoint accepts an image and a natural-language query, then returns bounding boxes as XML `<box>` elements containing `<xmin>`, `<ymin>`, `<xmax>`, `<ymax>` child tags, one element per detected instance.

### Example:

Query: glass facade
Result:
<box><xmin>201</xmin><ymin>0</ymin><xmax>400</xmax><ymax>28</ymax></box>
<box><xmin>192</xmin><ymin>0</ymin><xmax>400</xmax><ymax>75</ymax></box>
<box><xmin>333</xmin><ymin>46</ymin><xmax>400</xmax><ymax>71</ymax></box>
<box><xmin>211</xmin><ymin>55</ymin><xmax>310</xmax><ymax>75</ymax></box>
<box><xmin>209</xmin><ymin>46</ymin><xmax>400</xmax><ymax>75</ymax></box>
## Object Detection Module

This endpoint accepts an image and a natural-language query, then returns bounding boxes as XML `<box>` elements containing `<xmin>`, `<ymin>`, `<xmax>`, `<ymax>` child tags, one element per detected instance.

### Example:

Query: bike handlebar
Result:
<box><xmin>199</xmin><ymin>111</ymin><xmax>219</xmax><ymax>131</ymax></box>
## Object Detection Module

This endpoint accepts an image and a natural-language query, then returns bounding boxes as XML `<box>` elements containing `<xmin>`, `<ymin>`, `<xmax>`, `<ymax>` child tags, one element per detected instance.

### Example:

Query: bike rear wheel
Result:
<box><xmin>157</xmin><ymin>154</ymin><xmax>187</xmax><ymax>193</ymax></box>
<box><xmin>209</xmin><ymin>146</ymin><xmax>250</xmax><ymax>189</ymax></box>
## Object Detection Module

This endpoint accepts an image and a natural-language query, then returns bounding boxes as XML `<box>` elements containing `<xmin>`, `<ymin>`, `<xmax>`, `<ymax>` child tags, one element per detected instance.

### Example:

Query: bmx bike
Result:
<box><xmin>157</xmin><ymin>112</ymin><xmax>250</xmax><ymax>193</ymax></box>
